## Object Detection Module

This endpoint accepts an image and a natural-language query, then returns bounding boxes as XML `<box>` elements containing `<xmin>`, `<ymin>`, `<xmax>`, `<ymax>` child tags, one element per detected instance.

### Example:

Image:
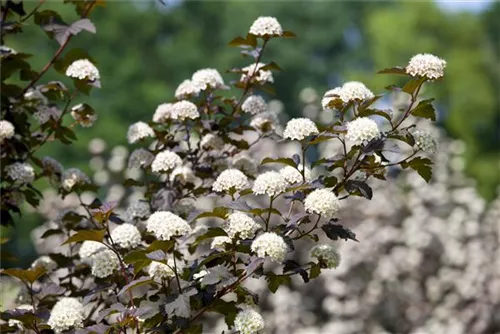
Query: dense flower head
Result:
<box><xmin>31</xmin><ymin>255</ymin><xmax>57</xmax><ymax>272</ymax></box>
<box><xmin>283</xmin><ymin>118</ymin><xmax>319</xmax><ymax>141</ymax></box>
<box><xmin>211</xmin><ymin>236</ymin><xmax>232</xmax><ymax>250</ymax></box>
<box><xmin>126</xmin><ymin>200</ymin><xmax>150</xmax><ymax>222</ymax></box>
<box><xmin>225</xmin><ymin>212</ymin><xmax>260</xmax><ymax>240</ymax></box>
<box><xmin>146</xmin><ymin>211</ymin><xmax>192</xmax><ymax>240</ymax></box>
<box><xmin>200</xmin><ymin>133</ymin><xmax>224</xmax><ymax>151</ymax></box>
<box><xmin>5</xmin><ymin>162</ymin><xmax>35</xmax><ymax>184</ymax></box>
<box><xmin>279</xmin><ymin>165</ymin><xmax>312</xmax><ymax>184</ymax></box>
<box><xmin>310</xmin><ymin>244</ymin><xmax>341</xmax><ymax>269</ymax></box>
<box><xmin>413</xmin><ymin>130</ymin><xmax>437</xmax><ymax>154</ymax></box>
<box><xmin>170</xmin><ymin>166</ymin><xmax>197</xmax><ymax>184</ymax></box>
<box><xmin>242</xmin><ymin>95</ymin><xmax>268</xmax><ymax>115</ymax></box>
<box><xmin>191</xmin><ymin>68</ymin><xmax>225</xmax><ymax>90</ymax></box>
<box><xmin>151</xmin><ymin>150</ymin><xmax>183</xmax><ymax>173</ymax></box>
<box><xmin>65</xmin><ymin>59</ymin><xmax>99</xmax><ymax>81</ymax></box>
<box><xmin>128</xmin><ymin>148</ymin><xmax>154</xmax><ymax>169</ymax></box>
<box><xmin>251</xmin><ymin>232</ymin><xmax>288</xmax><ymax>262</ymax></box>
<box><xmin>339</xmin><ymin>81</ymin><xmax>374</xmax><ymax>102</ymax></box>
<box><xmin>175</xmin><ymin>79</ymin><xmax>202</xmax><ymax>99</ymax></box>
<box><xmin>213</xmin><ymin>169</ymin><xmax>249</xmax><ymax>193</ymax></box>
<box><xmin>148</xmin><ymin>260</ymin><xmax>177</xmax><ymax>280</ymax></box>
<box><xmin>41</xmin><ymin>156</ymin><xmax>63</xmax><ymax>179</ymax></box>
<box><xmin>127</xmin><ymin>121</ymin><xmax>155</xmax><ymax>144</ymax></box>
<box><xmin>241</xmin><ymin>63</ymin><xmax>274</xmax><ymax>83</ymax></box>
<box><xmin>252</xmin><ymin>171</ymin><xmax>288</xmax><ymax>197</ymax></box>
<box><xmin>234</xmin><ymin>308</ymin><xmax>266</xmax><ymax>334</ymax></box>
<box><xmin>346</xmin><ymin>117</ymin><xmax>380</xmax><ymax>146</ymax></box>
<box><xmin>250</xmin><ymin>111</ymin><xmax>278</xmax><ymax>132</ymax></box>
<box><xmin>111</xmin><ymin>223</ymin><xmax>142</xmax><ymax>249</ymax></box>
<box><xmin>321</xmin><ymin>87</ymin><xmax>342</xmax><ymax>110</ymax></box>
<box><xmin>78</xmin><ymin>241</ymin><xmax>106</xmax><ymax>262</ymax></box>
<box><xmin>61</xmin><ymin>168</ymin><xmax>90</xmax><ymax>191</ymax></box>
<box><xmin>304</xmin><ymin>188</ymin><xmax>340</xmax><ymax>219</ymax></box>
<box><xmin>0</xmin><ymin>120</ymin><xmax>15</xmax><ymax>143</ymax></box>
<box><xmin>153</xmin><ymin>103</ymin><xmax>174</xmax><ymax>123</ymax></box>
<box><xmin>171</xmin><ymin>100</ymin><xmax>199</xmax><ymax>120</ymax></box>
<box><xmin>47</xmin><ymin>297</ymin><xmax>84</xmax><ymax>333</ymax></box>
<box><xmin>91</xmin><ymin>248</ymin><xmax>120</xmax><ymax>278</ymax></box>
<box><xmin>232</xmin><ymin>154</ymin><xmax>258</xmax><ymax>175</ymax></box>
<box><xmin>406</xmin><ymin>53</ymin><xmax>446</xmax><ymax>80</ymax></box>
<box><xmin>34</xmin><ymin>105</ymin><xmax>61</xmax><ymax>124</ymax></box>
<box><xmin>249</xmin><ymin>16</ymin><xmax>283</xmax><ymax>36</ymax></box>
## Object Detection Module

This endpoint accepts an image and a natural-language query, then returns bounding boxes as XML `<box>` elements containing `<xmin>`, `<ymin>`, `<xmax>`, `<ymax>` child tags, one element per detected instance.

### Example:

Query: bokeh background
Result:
<box><xmin>2</xmin><ymin>1</ymin><xmax>499</xmax><ymax>333</ymax></box>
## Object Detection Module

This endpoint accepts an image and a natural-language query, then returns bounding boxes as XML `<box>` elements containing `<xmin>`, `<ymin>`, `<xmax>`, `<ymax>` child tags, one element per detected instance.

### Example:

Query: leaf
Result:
<box><xmin>402</xmin><ymin>157</ymin><xmax>433</xmax><ymax>182</ymax></box>
<box><xmin>377</xmin><ymin>66</ymin><xmax>407</xmax><ymax>75</ymax></box>
<box><xmin>411</xmin><ymin>98</ymin><xmax>436</xmax><ymax>121</ymax></box>
<box><xmin>118</xmin><ymin>277</ymin><xmax>155</xmax><ymax>296</ymax></box>
<box><xmin>146</xmin><ymin>240</ymin><xmax>175</xmax><ymax>253</ymax></box>
<box><xmin>358</xmin><ymin>108</ymin><xmax>392</xmax><ymax>123</ymax></box>
<box><xmin>228</xmin><ymin>36</ymin><xmax>248</xmax><ymax>47</ymax></box>
<box><xmin>70</xmin><ymin>18</ymin><xmax>96</xmax><ymax>34</ymax></box>
<box><xmin>40</xmin><ymin>228</ymin><xmax>63</xmax><ymax>239</ymax></box>
<box><xmin>227</xmin><ymin>200</ymin><xmax>253</xmax><ymax>212</ymax></box>
<box><xmin>308</xmin><ymin>134</ymin><xmax>337</xmax><ymax>145</ymax></box>
<box><xmin>402</xmin><ymin>77</ymin><xmax>425</xmax><ymax>95</ymax></box>
<box><xmin>322</xmin><ymin>223</ymin><xmax>358</xmax><ymax>242</ymax></box>
<box><xmin>260</xmin><ymin>157</ymin><xmax>296</xmax><ymax>168</ymax></box>
<box><xmin>61</xmin><ymin>229</ymin><xmax>106</xmax><ymax>245</ymax></box>
<box><xmin>345</xmin><ymin>180</ymin><xmax>373</xmax><ymax>199</ymax></box>
<box><xmin>1</xmin><ymin>267</ymin><xmax>46</xmax><ymax>284</ymax></box>
<box><xmin>164</xmin><ymin>293</ymin><xmax>193</xmax><ymax>318</ymax></box>
<box><xmin>198</xmin><ymin>251</ymin><xmax>231</xmax><ymax>268</ymax></box>
<box><xmin>146</xmin><ymin>250</ymin><xmax>167</xmax><ymax>262</ymax></box>
<box><xmin>266</xmin><ymin>274</ymin><xmax>291</xmax><ymax>293</ymax></box>
<box><xmin>310</xmin><ymin>263</ymin><xmax>321</xmax><ymax>279</ymax></box>
<box><xmin>192</xmin><ymin>207</ymin><xmax>228</xmax><ymax>221</ymax></box>
<box><xmin>200</xmin><ymin>265</ymin><xmax>232</xmax><ymax>286</ymax></box>
<box><xmin>124</xmin><ymin>178</ymin><xmax>143</xmax><ymax>187</ymax></box>
<box><xmin>282</xmin><ymin>30</ymin><xmax>297</xmax><ymax>38</ymax></box>
<box><xmin>282</xmin><ymin>260</ymin><xmax>309</xmax><ymax>283</ymax></box>
<box><xmin>189</xmin><ymin>228</ymin><xmax>227</xmax><ymax>253</ymax></box>
<box><xmin>211</xmin><ymin>299</ymin><xmax>238</xmax><ymax>327</ymax></box>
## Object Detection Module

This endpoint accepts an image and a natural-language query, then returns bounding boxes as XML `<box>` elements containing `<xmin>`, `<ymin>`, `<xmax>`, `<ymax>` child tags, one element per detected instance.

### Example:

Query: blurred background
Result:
<box><xmin>2</xmin><ymin>1</ymin><xmax>499</xmax><ymax>333</ymax></box>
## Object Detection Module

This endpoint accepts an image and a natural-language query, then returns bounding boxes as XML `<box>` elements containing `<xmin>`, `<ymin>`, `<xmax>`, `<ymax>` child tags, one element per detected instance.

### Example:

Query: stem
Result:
<box><xmin>265</xmin><ymin>196</ymin><xmax>274</xmax><ymax>231</ymax></box>
<box><xmin>301</xmin><ymin>143</ymin><xmax>307</xmax><ymax>181</ymax></box>
<box><xmin>172</xmin><ymin>244</ymin><xmax>182</xmax><ymax>293</ymax></box>
<box><xmin>20</xmin><ymin>0</ymin><xmax>45</xmax><ymax>23</ymax></box>
<box><xmin>292</xmin><ymin>214</ymin><xmax>321</xmax><ymax>240</ymax></box>
<box><xmin>392</xmin><ymin>83</ymin><xmax>423</xmax><ymax>131</ymax></box>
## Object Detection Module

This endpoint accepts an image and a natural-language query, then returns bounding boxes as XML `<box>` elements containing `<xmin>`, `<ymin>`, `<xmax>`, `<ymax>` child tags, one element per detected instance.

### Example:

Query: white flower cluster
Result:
<box><xmin>249</xmin><ymin>16</ymin><xmax>283</xmax><ymax>36</ymax></box>
<box><xmin>42</xmin><ymin>156</ymin><xmax>64</xmax><ymax>178</ymax></box>
<box><xmin>310</xmin><ymin>244</ymin><xmax>341</xmax><ymax>269</ymax></box>
<box><xmin>65</xmin><ymin>59</ymin><xmax>100</xmax><ymax>81</ymax></box>
<box><xmin>232</xmin><ymin>154</ymin><xmax>258</xmax><ymax>176</ymax></box>
<box><xmin>252</xmin><ymin>171</ymin><xmax>288</xmax><ymax>197</ymax></box>
<box><xmin>151</xmin><ymin>150</ymin><xmax>183</xmax><ymax>173</ymax></box>
<box><xmin>201</xmin><ymin>134</ymin><xmax>224</xmax><ymax>151</ymax></box>
<box><xmin>234</xmin><ymin>308</ymin><xmax>266</xmax><ymax>334</ymax></box>
<box><xmin>175</xmin><ymin>79</ymin><xmax>202</xmax><ymax>99</ymax></box>
<box><xmin>31</xmin><ymin>255</ymin><xmax>57</xmax><ymax>272</ymax></box>
<box><xmin>171</xmin><ymin>166</ymin><xmax>196</xmax><ymax>185</ymax></box>
<box><xmin>171</xmin><ymin>100</ymin><xmax>199</xmax><ymax>120</ymax></box>
<box><xmin>128</xmin><ymin>148</ymin><xmax>154</xmax><ymax>169</ymax></box>
<box><xmin>5</xmin><ymin>162</ymin><xmax>35</xmax><ymax>184</ymax></box>
<box><xmin>413</xmin><ymin>130</ymin><xmax>437</xmax><ymax>154</ymax></box>
<box><xmin>225</xmin><ymin>212</ymin><xmax>260</xmax><ymax>240</ymax></box>
<box><xmin>304</xmin><ymin>189</ymin><xmax>340</xmax><ymax>219</ymax></box>
<box><xmin>250</xmin><ymin>111</ymin><xmax>278</xmax><ymax>133</ymax></box>
<box><xmin>338</xmin><ymin>81</ymin><xmax>374</xmax><ymax>102</ymax></box>
<box><xmin>242</xmin><ymin>95</ymin><xmax>268</xmax><ymax>115</ymax></box>
<box><xmin>283</xmin><ymin>118</ymin><xmax>319</xmax><ymax>141</ymax></box>
<box><xmin>192</xmin><ymin>68</ymin><xmax>225</xmax><ymax>90</ymax></box>
<box><xmin>153</xmin><ymin>103</ymin><xmax>174</xmax><ymax>123</ymax></box>
<box><xmin>127</xmin><ymin>121</ymin><xmax>155</xmax><ymax>144</ymax></box>
<box><xmin>61</xmin><ymin>168</ymin><xmax>90</xmax><ymax>191</ymax></box>
<box><xmin>0</xmin><ymin>120</ymin><xmax>15</xmax><ymax>143</ymax></box>
<box><xmin>91</xmin><ymin>248</ymin><xmax>120</xmax><ymax>278</ymax></box>
<box><xmin>211</xmin><ymin>236</ymin><xmax>232</xmax><ymax>250</ymax></box>
<box><xmin>78</xmin><ymin>241</ymin><xmax>105</xmax><ymax>261</ymax></box>
<box><xmin>111</xmin><ymin>223</ymin><xmax>142</xmax><ymax>249</ymax></box>
<box><xmin>406</xmin><ymin>53</ymin><xmax>446</xmax><ymax>80</ymax></box>
<box><xmin>146</xmin><ymin>211</ymin><xmax>192</xmax><ymax>240</ymax></box>
<box><xmin>213</xmin><ymin>169</ymin><xmax>249</xmax><ymax>193</ymax></box>
<box><xmin>126</xmin><ymin>200</ymin><xmax>150</xmax><ymax>222</ymax></box>
<box><xmin>321</xmin><ymin>87</ymin><xmax>342</xmax><ymax>110</ymax></box>
<box><xmin>47</xmin><ymin>297</ymin><xmax>84</xmax><ymax>333</ymax></box>
<box><xmin>241</xmin><ymin>63</ymin><xmax>274</xmax><ymax>83</ymax></box>
<box><xmin>251</xmin><ymin>232</ymin><xmax>288</xmax><ymax>262</ymax></box>
<box><xmin>345</xmin><ymin>117</ymin><xmax>380</xmax><ymax>146</ymax></box>
<box><xmin>279</xmin><ymin>166</ymin><xmax>311</xmax><ymax>184</ymax></box>
<box><xmin>148</xmin><ymin>260</ymin><xmax>176</xmax><ymax>280</ymax></box>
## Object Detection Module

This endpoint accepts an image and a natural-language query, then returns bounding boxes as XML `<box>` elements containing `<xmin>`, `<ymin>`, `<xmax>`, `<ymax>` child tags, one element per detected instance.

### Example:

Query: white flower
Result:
<box><xmin>47</xmin><ymin>297</ymin><xmax>84</xmax><ymax>333</ymax></box>
<box><xmin>279</xmin><ymin>165</ymin><xmax>311</xmax><ymax>184</ymax></box>
<box><xmin>91</xmin><ymin>248</ymin><xmax>120</xmax><ymax>278</ymax></box>
<box><xmin>127</xmin><ymin>121</ymin><xmax>155</xmax><ymax>144</ymax></box>
<box><xmin>406</xmin><ymin>53</ymin><xmax>446</xmax><ymax>80</ymax></box>
<box><xmin>128</xmin><ymin>148</ymin><xmax>154</xmax><ymax>169</ymax></box>
<box><xmin>8</xmin><ymin>304</ymin><xmax>32</xmax><ymax>329</ymax></box>
<box><xmin>345</xmin><ymin>117</ymin><xmax>380</xmax><ymax>146</ymax></box>
<box><xmin>252</xmin><ymin>171</ymin><xmax>288</xmax><ymax>197</ymax></box>
<box><xmin>413</xmin><ymin>130</ymin><xmax>437</xmax><ymax>154</ymax></box>
<box><xmin>171</xmin><ymin>100</ymin><xmax>199</xmax><ymax>120</ymax></box>
<box><xmin>34</xmin><ymin>106</ymin><xmax>61</xmax><ymax>124</ymax></box>
<box><xmin>151</xmin><ymin>151</ymin><xmax>183</xmax><ymax>173</ymax></box>
<box><xmin>211</xmin><ymin>236</ymin><xmax>232</xmax><ymax>250</ymax></box>
<box><xmin>249</xmin><ymin>16</ymin><xmax>283</xmax><ymax>36</ymax></box>
<box><xmin>339</xmin><ymin>81</ymin><xmax>374</xmax><ymax>102</ymax></box>
<box><xmin>212</xmin><ymin>169</ymin><xmax>249</xmax><ymax>193</ymax></box>
<box><xmin>65</xmin><ymin>59</ymin><xmax>99</xmax><ymax>81</ymax></box>
<box><xmin>61</xmin><ymin>168</ymin><xmax>90</xmax><ymax>191</ymax></box>
<box><xmin>201</xmin><ymin>134</ymin><xmax>224</xmax><ymax>151</ymax></box>
<box><xmin>311</xmin><ymin>244</ymin><xmax>341</xmax><ymax>269</ymax></box>
<box><xmin>146</xmin><ymin>211</ymin><xmax>192</xmax><ymax>240</ymax></box>
<box><xmin>31</xmin><ymin>255</ymin><xmax>57</xmax><ymax>272</ymax></box>
<box><xmin>153</xmin><ymin>103</ymin><xmax>174</xmax><ymax>123</ymax></box>
<box><xmin>148</xmin><ymin>260</ymin><xmax>177</xmax><ymax>280</ymax></box>
<box><xmin>170</xmin><ymin>166</ymin><xmax>197</xmax><ymax>184</ymax></box>
<box><xmin>250</xmin><ymin>111</ymin><xmax>278</xmax><ymax>132</ymax></box>
<box><xmin>191</xmin><ymin>68</ymin><xmax>225</xmax><ymax>90</ymax></box>
<box><xmin>251</xmin><ymin>232</ymin><xmax>288</xmax><ymax>262</ymax></box>
<box><xmin>322</xmin><ymin>87</ymin><xmax>342</xmax><ymax>110</ymax></box>
<box><xmin>0</xmin><ymin>120</ymin><xmax>15</xmax><ymax>143</ymax></box>
<box><xmin>234</xmin><ymin>308</ymin><xmax>265</xmax><ymax>334</ymax></box>
<box><xmin>225</xmin><ymin>212</ymin><xmax>260</xmax><ymax>240</ymax></box>
<box><xmin>175</xmin><ymin>79</ymin><xmax>202</xmax><ymax>99</ymax></box>
<box><xmin>126</xmin><ymin>201</ymin><xmax>150</xmax><ymax>222</ymax></box>
<box><xmin>242</xmin><ymin>95</ymin><xmax>267</xmax><ymax>115</ymax></box>
<box><xmin>283</xmin><ymin>118</ymin><xmax>319</xmax><ymax>141</ymax></box>
<box><xmin>232</xmin><ymin>154</ymin><xmax>258</xmax><ymax>175</ymax></box>
<box><xmin>111</xmin><ymin>223</ymin><xmax>142</xmax><ymax>249</ymax></box>
<box><xmin>78</xmin><ymin>241</ymin><xmax>106</xmax><ymax>263</ymax></box>
<box><xmin>5</xmin><ymin>162</ymin><xmax>35</xmax><ymax>184</ymax></box>
<box><xmin>41</xmin><ymin>156</ymin><xmax>63</xmax><ymax>179</ymax></box>
<box><xmin>241</xmin><ymin>63</ymin><xmax>274</xmax><ymax>83</ymax></box>
<box><xmin>304</xmin><ymin>189</ymin><xmax>340</xmax><ymax>219</ymax></box>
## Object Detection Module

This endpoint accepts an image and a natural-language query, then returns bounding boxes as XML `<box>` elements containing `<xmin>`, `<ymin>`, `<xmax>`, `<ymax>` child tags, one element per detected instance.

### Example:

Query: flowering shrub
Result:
<box><xmin>1</xmin><ymin>2</ymin><xmax>446</xmax><ymax>333</ymax></box>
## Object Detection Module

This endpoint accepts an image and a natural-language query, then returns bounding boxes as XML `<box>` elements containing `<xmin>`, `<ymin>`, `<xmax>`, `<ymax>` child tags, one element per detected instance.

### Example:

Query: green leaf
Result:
<box><xmin>282</xmin><ymin>31</ymin><xmax>297</xmax><ymax>38</ymax></box>
<box><xmin>1</xmin><ymin>267</ymin><xmax>46</xmax><ymax>284</ymax></box>
<box><xmin>260</xmin><ymin>157</ymin><xmax>296</xmax><ymax>168</ymax></box>
<box><xmin>61</xmin><ymin>229</ymin><xmax>106</xmax><ymax>245</ymax></box>
<box><xmin>117</xmin><ymin>277</ymin><xmax>155</xmax><ymax>296</ymax></box>
<box><xmin>310</xmin><ymin>263</ymin><xmax>321</xmax><ymax>279</ymax></box>
<box><xmin>411</xmin><ymin>98</ymin><xmax>436</xmax><ymax>121</ymax></box>
<box><xmin>192</xmin><ymin>207</ymin><xmax>229</xmax><ymax>221</ymax></box>
<box><xmin>266</xmin><ymin>274</ymin><xmax>291</xmax><ymax>293</ymax></box>
<box><xmin>211</xmin><ymin>299</ymin><xmax>239</xmax><ymax>327</ymax></box>
<box><xmin>377</xmin><ymin>66</ymin><xmax>408</xmax><ymax>75</ymax></box>
<box><xmin>228</xmin><ymin>36</ymin><xmax>248</xmax><ymax>47</ymax></box>
<box><xmin>308</xmin><ymin>134</ymin><xmax>337</xmax><ymax>145</ymax></box>
<box><xmin>188</xmin><ymin>228</ymin><xmax>227</xmax><ymax>253</ymax></box>
<box><xmin>358</xmin><ymin>108</ymin><xmax>392</xmax><ymax>123</ymax></box>
<box><xmin>402</xmin><ymin>157</ymin><xmax>433</xmax><ymax>182</ymax></box>
<box><xmin>146</xmin><ymin>240</ymin><xmax>175</xmax><ymax>252</ymax></box>
<box><xmin>402</xmin><ymin>77</ymin><xmax>425</xmax><ymax>95</ymax></box>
